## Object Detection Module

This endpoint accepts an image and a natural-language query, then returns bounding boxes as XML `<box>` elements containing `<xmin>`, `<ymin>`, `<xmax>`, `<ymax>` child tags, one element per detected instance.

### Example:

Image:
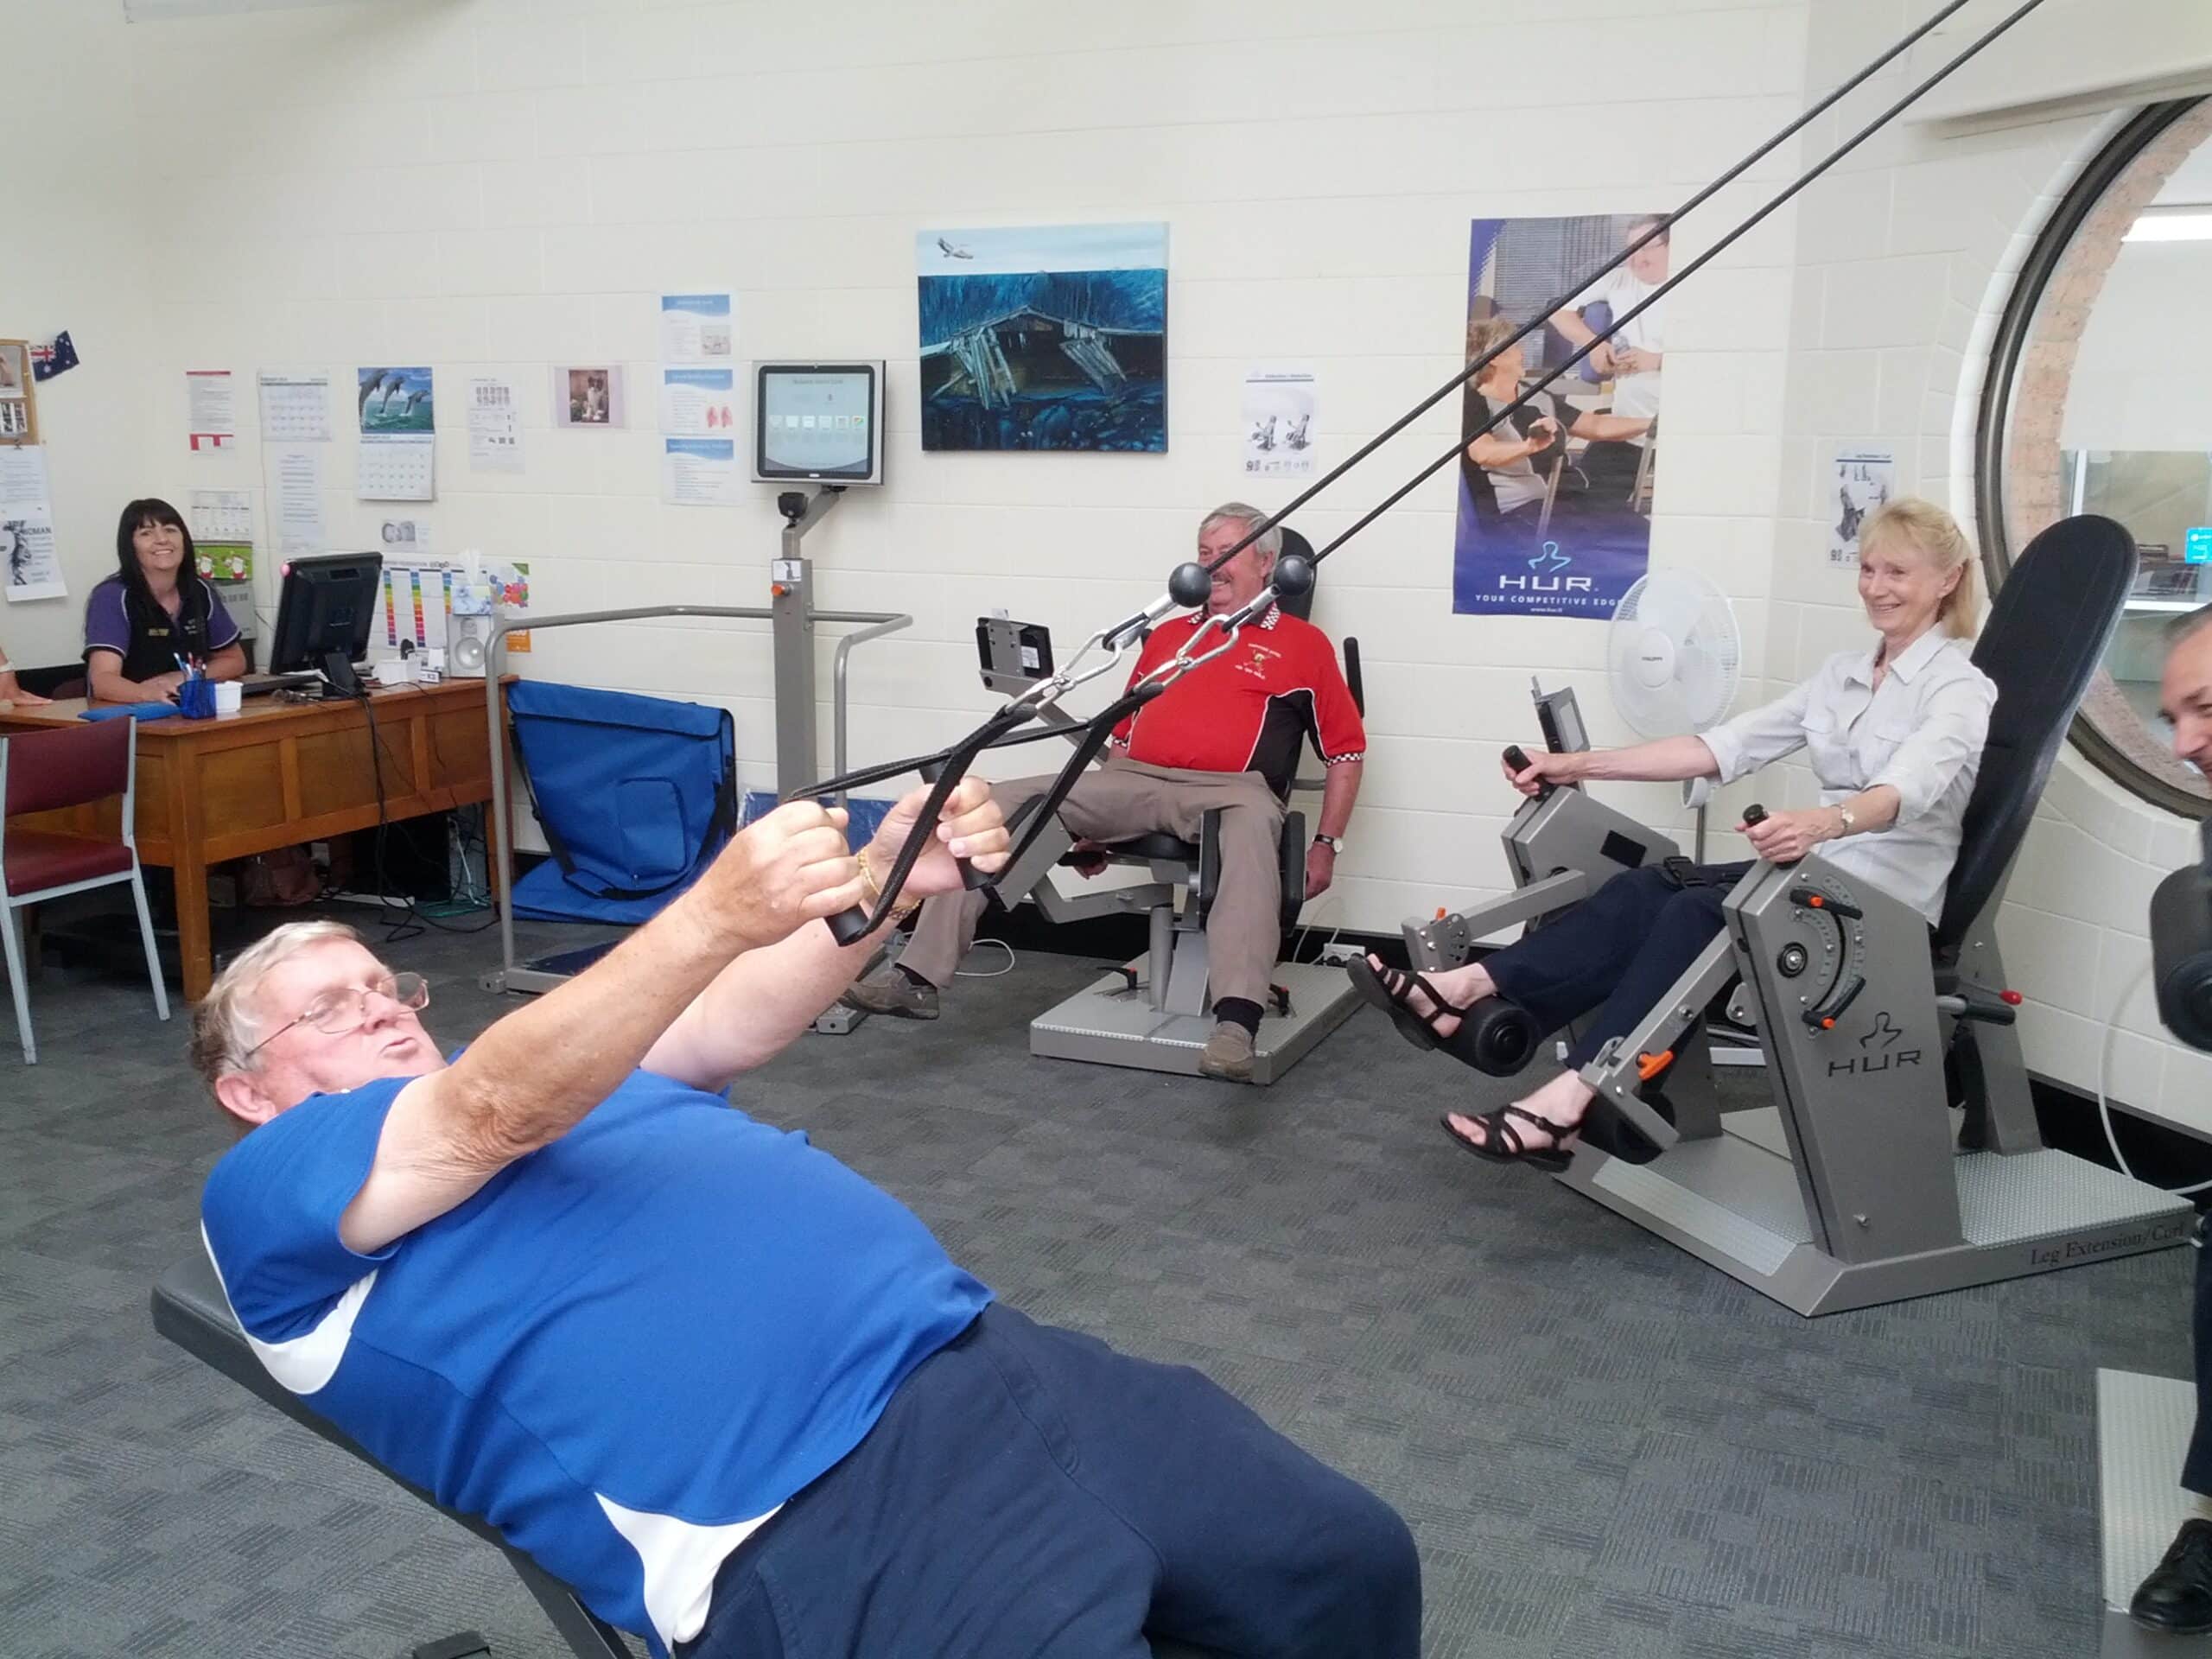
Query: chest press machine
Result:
<box><xmin>1403</xmin><ymin>516</ymin><xmax>2193</xmax><ymax>1316</ymax></box>
<box><xmin>967</xmin><ymin>532</ymin><xmax>1368</xmax><ymax>1084</ymax></box>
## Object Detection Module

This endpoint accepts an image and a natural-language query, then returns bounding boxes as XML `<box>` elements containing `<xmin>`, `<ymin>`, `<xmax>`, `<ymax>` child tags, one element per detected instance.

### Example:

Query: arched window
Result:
<box><xmin>1978</xmin><ymin>98</ymin><xmax>2212</xmax><ymax>817</ymax></box>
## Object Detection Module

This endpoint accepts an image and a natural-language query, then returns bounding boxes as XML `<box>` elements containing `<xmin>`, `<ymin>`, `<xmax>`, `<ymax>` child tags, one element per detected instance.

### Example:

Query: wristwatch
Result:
<box><xmin>1313</xmin><ymin>834</ymin><xmax>1344</xmax><ymax>854</ymax></box>
<box><xmin>1833</xmin><ymin>805</ymin><xmax>1856</xmax><ymax>836</ymax></box>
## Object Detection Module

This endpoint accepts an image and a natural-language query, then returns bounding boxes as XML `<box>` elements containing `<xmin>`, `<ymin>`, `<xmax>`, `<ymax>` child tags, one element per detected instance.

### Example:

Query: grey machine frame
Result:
<box><xmin>1405</xmin><ymin>678</ymin><xmax>2191</xmax><ymax>1316</ymax></box>
<box><xmin>967</xmin><ymin>613</ymin><xmax>1362</xmax><ymax>1084</ymax></box>
<box><xmin>480</xmin><ymin>488</ymin><xmax>912</xmax><ymax>999</ymax></box>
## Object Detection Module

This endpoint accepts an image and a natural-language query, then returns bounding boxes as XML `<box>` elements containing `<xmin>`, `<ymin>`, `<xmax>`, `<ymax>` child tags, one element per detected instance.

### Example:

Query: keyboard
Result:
<box><xmin>239</xmin><ymin>672</ymin><xmax>319</xmax><ymax>697</ymax></box>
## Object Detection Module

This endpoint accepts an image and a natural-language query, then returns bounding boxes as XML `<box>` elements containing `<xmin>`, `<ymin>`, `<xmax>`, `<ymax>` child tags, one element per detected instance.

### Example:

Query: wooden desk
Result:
<box><xmin>0</xmin><ymin>679</ymin><xmax>503</xmax><ymax>1001</ymax></box>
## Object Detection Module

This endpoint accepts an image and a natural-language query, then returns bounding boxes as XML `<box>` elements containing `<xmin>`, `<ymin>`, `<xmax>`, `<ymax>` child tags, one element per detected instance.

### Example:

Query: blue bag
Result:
<box><xmin>507</xmin><ymin>682</ymin><xmax>738</xmax><ymax>925</ymax></box>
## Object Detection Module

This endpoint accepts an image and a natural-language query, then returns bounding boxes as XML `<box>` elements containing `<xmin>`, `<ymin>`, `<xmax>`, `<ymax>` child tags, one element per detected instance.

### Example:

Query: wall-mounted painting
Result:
<box><xmin>916</xmin><ymin>223</ymin><xmax>1167</xmax><ymax>453</ymax></box>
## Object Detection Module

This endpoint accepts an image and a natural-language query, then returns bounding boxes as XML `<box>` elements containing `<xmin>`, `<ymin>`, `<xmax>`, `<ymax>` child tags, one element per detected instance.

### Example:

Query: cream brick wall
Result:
<box><xmin>0</xmin><ymin>2</ymin><xmax>160</xmax><ymax>671</ymax></box>
<box><xmin>7</xmin><ymin>0</ymin><xmax>1812</xmax><ymax>932</ymax></box>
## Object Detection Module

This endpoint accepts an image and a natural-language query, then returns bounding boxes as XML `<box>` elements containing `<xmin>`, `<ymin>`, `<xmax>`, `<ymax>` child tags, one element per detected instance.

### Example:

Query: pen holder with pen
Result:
<box><xmin>176</xmin><ymin>675</ymin><xmax>219</xmax><ymax>720</ymax></box>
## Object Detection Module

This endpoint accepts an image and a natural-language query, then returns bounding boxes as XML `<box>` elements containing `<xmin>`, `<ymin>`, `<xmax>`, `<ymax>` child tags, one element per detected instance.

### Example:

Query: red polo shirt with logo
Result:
<box><xmin>1109</xmin><ymin>607</ymin><xmax>1365</xmax><ymax>798</ymax></box>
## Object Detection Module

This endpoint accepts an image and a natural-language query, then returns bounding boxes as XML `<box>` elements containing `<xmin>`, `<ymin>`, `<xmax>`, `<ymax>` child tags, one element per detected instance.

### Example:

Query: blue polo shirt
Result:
<box><xmin>200</xmin><ymin>1066</ymin><xmax>992</xmax><ymax>1656</ymax></box>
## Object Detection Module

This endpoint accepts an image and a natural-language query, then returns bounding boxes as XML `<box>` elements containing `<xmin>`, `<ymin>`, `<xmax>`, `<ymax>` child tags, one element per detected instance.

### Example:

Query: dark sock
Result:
<box><xmin>1213</xmin><ymin>997</ymin><xmax>1262</xmax><ymax>1036</ymax></box>
<box><xmin>896</xmin><ymin>964</ymin><xmax>933</xmax><ymax>991</ymax></box>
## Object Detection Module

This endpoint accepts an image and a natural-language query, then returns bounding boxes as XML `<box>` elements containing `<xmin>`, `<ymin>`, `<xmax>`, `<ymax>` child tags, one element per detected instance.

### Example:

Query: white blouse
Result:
<box><xmin>1699</xmin><ymin>628</ymin><xmax>1997</xmax><ymax>924</ymax></box>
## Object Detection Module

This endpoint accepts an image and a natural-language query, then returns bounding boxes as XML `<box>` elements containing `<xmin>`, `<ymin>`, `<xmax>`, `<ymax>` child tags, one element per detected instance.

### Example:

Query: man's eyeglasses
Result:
<box><xmin>248</xmin><ymin>972</ymin><xmax>430</xmax><ymax>1058</ymax></box>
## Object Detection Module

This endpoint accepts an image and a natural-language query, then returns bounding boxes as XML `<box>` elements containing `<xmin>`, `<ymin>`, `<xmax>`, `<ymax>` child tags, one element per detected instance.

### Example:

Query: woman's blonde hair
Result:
<box><xmin>1465</xmin><ymin>315</ymin><xmax>1522</xmax><ymax>362</ymax></box>
<box><xmin>1859</xmin><ymin>496</ymin><xmax>1982</xmax><ymax>639</ymax></box>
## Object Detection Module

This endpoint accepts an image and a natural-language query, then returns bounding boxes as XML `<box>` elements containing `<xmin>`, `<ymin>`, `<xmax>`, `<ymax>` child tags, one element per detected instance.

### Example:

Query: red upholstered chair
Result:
<box><xmin>0</xmin><ymin>721</ymin><xmax>170</xmax><ymax>1064</ymax></box>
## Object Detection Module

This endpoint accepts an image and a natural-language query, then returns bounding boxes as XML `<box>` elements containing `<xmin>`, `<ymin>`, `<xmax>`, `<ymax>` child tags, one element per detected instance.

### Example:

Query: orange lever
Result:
<box><xmin>772</xmin><ymin>583</ymin><xmax>790</xmax><ymax>598</ymax></box>
<box><xmin>1636</xmin><ymin>1049</ymin><xmax>1674</xmax><ymax>1082</ymax></box>
<box><xmin>1808</xmin><ymin>895</ymin><xmax>1825</xmax><ymax>907</ymax></box>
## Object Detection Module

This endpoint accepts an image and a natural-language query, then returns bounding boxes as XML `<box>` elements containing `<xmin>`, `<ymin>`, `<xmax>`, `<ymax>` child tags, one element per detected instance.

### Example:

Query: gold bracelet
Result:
<box><xmin>854</xmin><ymin>846</ymin><xmax>919</xmax><ymax>923</ymax></box>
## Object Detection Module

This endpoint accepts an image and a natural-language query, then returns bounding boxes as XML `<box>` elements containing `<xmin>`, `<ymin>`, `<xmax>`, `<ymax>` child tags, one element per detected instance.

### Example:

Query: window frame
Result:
<box><xmin>1974</xmin><ymin>97</ymin><xmax>2210</xmax><ymax>821</ymax></box>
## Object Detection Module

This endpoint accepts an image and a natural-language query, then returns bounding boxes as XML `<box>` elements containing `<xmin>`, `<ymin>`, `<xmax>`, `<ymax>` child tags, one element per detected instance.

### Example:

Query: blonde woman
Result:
<box><xmin>1356</xmin><ymin>497</ymin><xmax>1996</xmax><ymax>1171</ymax></box>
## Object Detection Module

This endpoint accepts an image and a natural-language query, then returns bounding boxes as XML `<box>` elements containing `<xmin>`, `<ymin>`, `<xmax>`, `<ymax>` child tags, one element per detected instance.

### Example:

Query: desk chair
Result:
<box><xmin>0</xmin><ymin>720</ymin><xmax>168</xmax><ymax>1065</ymax></box>
<box><xmin>151</xmin><ymin>1250</ymin><xmax>1226</xmax><ymax>1659</ymax></box>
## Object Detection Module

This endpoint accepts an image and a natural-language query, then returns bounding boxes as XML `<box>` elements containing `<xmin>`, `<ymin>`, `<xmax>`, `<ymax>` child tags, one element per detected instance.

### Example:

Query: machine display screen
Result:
<box><xmin>756</xmin><ymin>365</ymin><xmax>880</xmax><ymax>482</ymax></box>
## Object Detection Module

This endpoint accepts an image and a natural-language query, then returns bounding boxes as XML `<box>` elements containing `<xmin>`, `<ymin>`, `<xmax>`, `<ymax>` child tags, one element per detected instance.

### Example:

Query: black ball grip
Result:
<box><xmin>1503</xmin><ymin>744</ymin><xmax>1553</xmax><ymax>800</ymax></box>
<box><xmin>1742</xmin><ymin>803</ymin><xmax>1769</xmax><ymax>826</ymax></box>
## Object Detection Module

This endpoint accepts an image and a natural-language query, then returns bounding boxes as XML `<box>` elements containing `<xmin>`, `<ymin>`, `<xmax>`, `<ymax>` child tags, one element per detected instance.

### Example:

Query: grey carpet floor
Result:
<box><xmin>0</xmin><ymin>907</ymin><xmax>2196</xmax><ymax>1658</ymax></box>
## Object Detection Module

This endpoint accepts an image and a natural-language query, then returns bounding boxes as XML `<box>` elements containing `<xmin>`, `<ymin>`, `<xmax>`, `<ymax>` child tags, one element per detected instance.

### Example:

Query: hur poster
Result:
<box><xmin>916</xmin><ymin>223</ymin><xmax>1167</xmax><ymax>453</ymax></box>
<box><xmin>1452</xmin><ymin>213</ymin><xmax>1667</xmax><ymax>618</ymax></box>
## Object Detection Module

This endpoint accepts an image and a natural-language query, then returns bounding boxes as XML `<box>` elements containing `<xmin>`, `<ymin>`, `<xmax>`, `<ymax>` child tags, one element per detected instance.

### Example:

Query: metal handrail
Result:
<box><xmin>824</xmin><ymin>611</ymin><xmax>914</xmax><ymax>804</ymax></box>
<box><xmin>479</xmin><ymin>601</ymin><xmax>911</xmax><ymax>994</ymax></box>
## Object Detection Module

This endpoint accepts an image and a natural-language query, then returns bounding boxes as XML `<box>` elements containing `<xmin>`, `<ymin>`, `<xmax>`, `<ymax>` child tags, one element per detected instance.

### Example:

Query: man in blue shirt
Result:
<box><xmin>192</xmin><ymin>777</ymin><xmax>1420</xmax><ymax>1659</ymax></box>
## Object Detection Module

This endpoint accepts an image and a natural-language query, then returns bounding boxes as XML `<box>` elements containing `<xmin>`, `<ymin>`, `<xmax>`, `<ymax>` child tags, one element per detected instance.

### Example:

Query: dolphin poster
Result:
<box><xmin>357</xmin><ymin>366</ymin><xmax>435</xmax><ymax>435</ymax></box>
<box><xmin>1452</xmin><ymin>214</ymin><xmax>1663</xmax><ymax>618</ymax></box>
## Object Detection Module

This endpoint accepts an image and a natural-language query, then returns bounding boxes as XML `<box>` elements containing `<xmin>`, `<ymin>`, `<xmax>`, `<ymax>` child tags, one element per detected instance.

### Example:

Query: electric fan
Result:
<box><xmin>1607</xmin><ymin>569</ymin><xmax>1742</xmax><ymax>855</ymax></box>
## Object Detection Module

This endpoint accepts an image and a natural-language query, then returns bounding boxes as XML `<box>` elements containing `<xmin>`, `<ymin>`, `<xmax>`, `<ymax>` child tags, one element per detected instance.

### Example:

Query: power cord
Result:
<box><xmin>955</xmin><ymin>938</ymin><xmax>1017</xmax><ymax>979</ymax></box>
<box><xmin>2097</xmin><ymin>959</ymin><xmax>2212</xmax><ymax>1198</ymax></box>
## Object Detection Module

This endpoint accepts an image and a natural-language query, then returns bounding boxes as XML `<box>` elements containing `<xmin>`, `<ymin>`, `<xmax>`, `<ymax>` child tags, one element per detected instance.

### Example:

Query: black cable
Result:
<box><xmin>1185</xmin><ymin>0</ymin><xmax>1985</xmax><ymax>582</ymax></box>
<box><xmin>1294</xmin><ymin>0</ymin><xmax>2052</xmax><ymax>577</ymax></box>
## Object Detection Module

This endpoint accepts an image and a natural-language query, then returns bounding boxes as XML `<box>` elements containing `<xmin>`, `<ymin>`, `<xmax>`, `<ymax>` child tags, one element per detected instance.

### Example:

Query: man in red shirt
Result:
<box><xmin>842</xmin><ymin>503</ymin><xmax>1365</xmax><ymax>1081</ymax></box>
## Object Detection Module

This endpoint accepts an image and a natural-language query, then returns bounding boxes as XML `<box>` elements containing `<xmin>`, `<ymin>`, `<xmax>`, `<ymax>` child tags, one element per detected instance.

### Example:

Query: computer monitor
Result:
<box><xmin>753</xmin><ymin>361</ymin><xmax>884</xmax><ymax>485</ymax></box>
<box><xmin>269</xmin><ymin>552</ymin><xmax>382</xmax><ymax>696</ymax></box>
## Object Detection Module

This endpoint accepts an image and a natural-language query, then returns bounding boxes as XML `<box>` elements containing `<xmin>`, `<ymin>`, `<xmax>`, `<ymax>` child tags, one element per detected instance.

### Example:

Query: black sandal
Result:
<box><xmin>1439</xmin><ymin>1107</ymin><xmax>1577</xmax><ymax>1173</ymax></box>
<box><xmin>1350</xmin><ymin>957</ymin><xmax>1541</xmax><ymax>1077</ymax></box>
<box><xmin>1346</xmin><ymin>956</ymin><xmax>1465</xmax><ymax>1052</ymax></box>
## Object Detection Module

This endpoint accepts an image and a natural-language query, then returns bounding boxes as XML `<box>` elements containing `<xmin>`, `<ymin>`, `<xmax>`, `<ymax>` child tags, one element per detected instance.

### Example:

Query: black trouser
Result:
<box><xmin>2186</xmin><ymin>1215</ymin><xmax>2212</xmax><ymax>1497</ymax></box>
<box><xmin>1482</xmin><ymin>862</ymin><xmax>1752</xmax><ymax>1160</ymax></box>
<box><xmin>683</xmin><ymin>1304</ymin><xmax>1421</xmax><ymax>1658</ymax></box>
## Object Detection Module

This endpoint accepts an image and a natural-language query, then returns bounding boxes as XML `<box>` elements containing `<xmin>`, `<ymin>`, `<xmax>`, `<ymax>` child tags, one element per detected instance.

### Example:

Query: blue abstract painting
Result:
<box><xmin>916</xmin><ymin>223</ymin><xmax>1167</xmax><ymax>453</ymax></box>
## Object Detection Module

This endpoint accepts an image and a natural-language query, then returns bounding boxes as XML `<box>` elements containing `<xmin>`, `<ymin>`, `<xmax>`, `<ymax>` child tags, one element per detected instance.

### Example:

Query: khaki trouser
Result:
<box><xmin>899</xmin><ymin>757</ymin><xmax>1287</xmax><ymax>1010</ymax></box>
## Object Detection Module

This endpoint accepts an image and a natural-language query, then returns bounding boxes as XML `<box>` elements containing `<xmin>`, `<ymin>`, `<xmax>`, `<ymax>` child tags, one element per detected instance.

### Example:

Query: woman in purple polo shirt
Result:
<box><xmin>84</xmin><ymin>498</ymin><xmax>246</xmax><ymax>702</ymax></box>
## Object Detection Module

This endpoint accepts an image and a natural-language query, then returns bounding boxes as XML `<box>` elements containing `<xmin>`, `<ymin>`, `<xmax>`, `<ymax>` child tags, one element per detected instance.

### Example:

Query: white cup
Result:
<box><xmin>213</xmin><ymin>681</ymin><xmax>243</xmax><ymax>715</ymax></box>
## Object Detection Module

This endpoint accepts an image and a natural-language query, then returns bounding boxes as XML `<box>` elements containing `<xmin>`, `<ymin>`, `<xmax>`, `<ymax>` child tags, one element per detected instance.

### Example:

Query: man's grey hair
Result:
<box><xmin>188</xmin><ymin>919</ymin><xmax>365</xmax><ymax>1095</ymax></box>
<box><xmin>1200</xmin><ymin>502</ymin><xmax>1281</xmax><ymax>563</ymax></box>
<box><xmin>2170</xmin><ymin>604</ymin><xmax>2212</xmax><ymax>649</ymax></box>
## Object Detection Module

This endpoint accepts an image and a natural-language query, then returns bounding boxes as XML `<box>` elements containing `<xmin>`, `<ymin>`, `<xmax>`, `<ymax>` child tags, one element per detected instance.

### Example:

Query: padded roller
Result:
<box><xmin>1461</xmin><ymin>996</ymin><xmax>1541</xmax><ymax>1077</ymax></box>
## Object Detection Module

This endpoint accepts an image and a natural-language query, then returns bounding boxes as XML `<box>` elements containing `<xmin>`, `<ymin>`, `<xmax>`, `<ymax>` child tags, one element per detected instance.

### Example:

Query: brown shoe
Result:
<box><xmin>1196</xmin><ymin>1020</ymin><xmax>1256</xmax><ymax>1082</ymax></box>
<box><xmin>839</xmin><ymin>967</ymin><xmax>940</xmax><ymax>1020</ymax></box>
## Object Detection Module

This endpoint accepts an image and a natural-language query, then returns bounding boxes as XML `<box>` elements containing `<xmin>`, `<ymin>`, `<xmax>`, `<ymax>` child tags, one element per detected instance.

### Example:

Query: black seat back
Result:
<box><xmin>1935</xmin><ymin>513</ymin><xmax>2138</xmax><ymax>956</ymax></box>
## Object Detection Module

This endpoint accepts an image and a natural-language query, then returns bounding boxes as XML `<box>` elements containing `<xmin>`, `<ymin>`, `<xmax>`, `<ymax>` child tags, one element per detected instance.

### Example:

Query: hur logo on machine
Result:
<box><xmin>1826</xmin><ymin>1010</ymin><xmax>1922</xmax><ymax>1076</ymax></box>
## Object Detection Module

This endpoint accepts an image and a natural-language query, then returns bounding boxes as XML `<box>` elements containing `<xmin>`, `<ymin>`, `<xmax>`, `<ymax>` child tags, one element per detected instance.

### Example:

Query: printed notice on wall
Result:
<box><xmin>2</xmin><ymin>506</ymin><xmax>60</xmax><ymax>602</ymax></box>
<box><xmin>467</xmin><ymin>376</ymin><xmax>524</xmax><ymax>474</ymax></box>
<box><xmin>0</xmin><ymin>445</ymin><xmax>61</xmax><ymax>602</ymax></box>
<box><xmin>663</xmin><ymin>436</ymin><xmax>741</xmax><ymax>506</ymax></box>
<box><xmin>272</xmin><ymin>445</ymin><xmax>327</xmax><ymax>557</ymax></box>
<box><xmin>187</xmin><ymin>370</ymin><xmax>237</xmax><ymax>453</ymax></box>
<box><xmin>660</xmin><ymin>367</ymin><xmax>736</xmax><ymax>437</ymax></box>
<box><xmin>1242</xmin><ymin>365</ymin><xmax>1318</xmax><ymax>480</ymax></box>
<box><xmin>1829</xmin><ymin>450</ymin><xmax>1895</xmax><ymax>568</ymax></box>
<box><xmin>659</xmin><ymin>291</ymin><xmax>735</xmax><ymax>364</ymax></box>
